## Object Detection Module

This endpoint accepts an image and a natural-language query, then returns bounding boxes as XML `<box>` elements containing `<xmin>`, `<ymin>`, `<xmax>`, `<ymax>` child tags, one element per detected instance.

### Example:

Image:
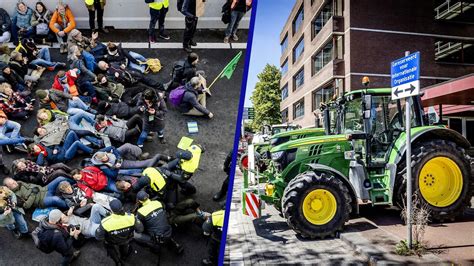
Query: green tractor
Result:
<box><xmin>251</xmin><ymin>88</ymin><xmax>472</xmax><ymax>238</ymax></box>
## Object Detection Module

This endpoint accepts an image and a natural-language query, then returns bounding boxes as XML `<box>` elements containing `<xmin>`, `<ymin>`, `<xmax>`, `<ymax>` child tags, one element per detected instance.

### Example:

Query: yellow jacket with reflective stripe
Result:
<box><xmin>100</xmin><ymin>213</ymin><xmax>136</xmax><ymax>244</ymax></box>
<box><xmin>180</xmin><ymin>145</ymin><xmax>202</xmax><ymax>174</ymax></box>
<box><xmin>149</xmin><ymin>0</ymin><xmax>170</xmax><ymax>10</ymax></box>
<box><xmin>137</xmin><ymin>199</ymin><xmax>163</xmax><ymax>217</ymax></box>
<box><xmin>142</xmin><ymin>167</ymin><xmax>167</xmax><ymax>193</ymax></box>
<box><xmin>212</xmin><ymin>210</ymin><xmax>224</xmax><ymax>228</ymax></box>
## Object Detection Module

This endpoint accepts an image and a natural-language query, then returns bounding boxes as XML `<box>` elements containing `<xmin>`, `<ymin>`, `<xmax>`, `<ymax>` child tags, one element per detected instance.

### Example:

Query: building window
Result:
<box><xmin>434</xmin><ymin>39</ymin><xmax>474</xmax><ymax>64</ymax></box>
<box><xmin>281</xmin><ymin>34</ymin><xmax>288</xmax><ymax>54</ymax></box>
<box><xmin>281</xmin><ymin>108</ymin><xmax>288</xmax><ymax>123</ymax></box>
<box><xmin>293</xmin><ymin>67</ymin><xmax>304</xmax><ymax>91</ymax></box>
<box><xmin>281</xmin><ymin>83</ymin><xmax>288</xmax><ymax>100</ymax></box>
<box><xmin>312</xmin><ymin>42</ymin><xmax>333</xmax><ymax>75</ymax></box>
<box><xmin>312</xmin><ymin>1</ymin><xmax>333</xmax><ymax>39</ymax></box>
<box><xmin>292</xmin><ymin>5</ymin><xmax>304</xmax><ymax>35</ymax></box>
<box><xmin>312</xmin><ymin>86</ymin><xmax>335</xmax><ymax>111</ymax></box>
<box><xmin>281</xmin><ymin>59</ymin><xmax>288</xmax><ymax>76</ymax></box>
<box><xmin>293</xmin><ymin>98</ymin><xmax>305</xmax><ymax>119</ymax></box>
<box><xmin>293</xmin><ymin>37</ymin><xmax>304</xmax><ymax>63</ymax></box>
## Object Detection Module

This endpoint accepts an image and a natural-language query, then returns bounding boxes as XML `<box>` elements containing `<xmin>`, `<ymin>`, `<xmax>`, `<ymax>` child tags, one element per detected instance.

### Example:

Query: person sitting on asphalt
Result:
<box><xmin>95</xmin><ymin>199</ymin><xmax>144</xmax><ymax>265</ymax></box>
<box><xmin>59</xmin><ymin>203</ymin><xmax>109</xmax><ymax>239</ymax></box>
<box><xmin>11</xmin><ymin>2</ymin><xmax>35</xmax><ymax>45</ymax></box>
<box><xmin>3</xmin><ymin>176</ymin><xmax>73</xmax><ymax>210</ymax></box>
<box><xmin>0</xmin><ymin>8</ymin><xmax>12</xmax><ymax>44</ymax></box>
<box><xmin>12</xmin><ymin>158</ymin><xmax>72</xmax><ymax>185</ymax></box>
<box><xmin>0</xmin><ymin>186</ymin><xmax>29</xmax><ymax>239</ymax></box>
<box><xmin>31</xmin><ymin>2</ymin><xmax>54</xmax><ymax>44</ymax></box>
<box><xmin>179</xmin><ymin>76</ymin><xmax>213</xmax><ymax>118</ymax></box>
<box><xmin>15</xmin><ymin>38</ymin><xmax>66</xmax><ymax>71</ymax></box>
<box><xmin>96</xmin><ymin>100</ymin><xmax>142</xmax><ymax>120</ymax></box>
<box><xmin>169</xmin><ymin>52</ymin><xmax>205</xmax><ymax>91</ymax></box>
<box><xmin>95</xmin><ymin>114</ymin><xmax>145</xmax><ymax>146</ymax></box>
<box><xmin>49</xmin><ymin>2</ymin><xmax>76</xmax><ymax>54</ymax></box>
<box><xmin>67</xmin><ymin>29</ymin><xmax>106</xmax><ymax>59</ymax></box>
<box><xmin>0</xmin><ymin>82</ymin><xmax>34</xmax><ymax>120</ymax></box>
<box><xmin>133</xmin><ymin>191</ymin><xmax>184</xmax><ymax>256</ymax></box>
<box><xmin>36</xmin><ymin>209</ymin><xmax>82</xmax><ymax>265</ymax></box>
<box><xmin>8</xmin><ymin>51</ymin><xmax>44</xmax><ymax>85</ymax></box>
<box><xmin>35</xmin><ymin>88</ymin><xmax>96</xmax><ymax>115</ymax></box>
<box><xmin>28</xmin><ymin>130</ymin><xmax>94</xmax><ymax>166</ymax></box>
<box><xmin>0</xmin><ymin>61</ymin><xmax>30</xmax><ymax>93</ymax></box>
<box><xmin>56</xmin><ymin>181</ymin><xmax>93</xmax><ymax>217</ymax></box>
<box><xmin>68</xmin><ymin>45</ymin><xmax>97</xmax><ymax>84</ymax></box>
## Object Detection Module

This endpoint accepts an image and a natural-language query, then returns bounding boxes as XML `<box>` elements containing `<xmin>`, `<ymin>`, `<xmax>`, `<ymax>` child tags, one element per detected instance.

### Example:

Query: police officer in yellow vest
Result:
<box><xmin>165</xmin><ymin>143</ymin><xmax>203</xmax><ymax>197</ymax></box>
<box><xmin>133</xmin><ymin>191</ymin><xmax>184</xmax><ymax>256</ymax></box>
<box><xmin>148</xmin><ymin>0</ymin><xmax>170</xmax><ymax>43</ymax></box>
<box><xmin>202</xmin><ymin>210</ymin><xmax>224</xmax><ymax>265</ymax></box>
<box><xmin>85</xmin><ymin>0</ymin><xmax>107</xmax><ymax>33</ymax></box>
<box><xmin>96</xmin><ymin>199</ymin><xmax>143</xmax><ymax>266</ymax></box>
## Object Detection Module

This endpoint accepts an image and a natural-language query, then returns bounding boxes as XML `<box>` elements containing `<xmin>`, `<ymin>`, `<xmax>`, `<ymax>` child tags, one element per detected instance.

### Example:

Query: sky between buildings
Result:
<box><xmin>244</xmin><ymin>0</ymin><xmax>296</xmax><ymax>107</ymax></box>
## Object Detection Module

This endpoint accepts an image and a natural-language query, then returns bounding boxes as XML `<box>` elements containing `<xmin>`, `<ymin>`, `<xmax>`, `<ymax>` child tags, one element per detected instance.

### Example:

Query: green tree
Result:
<box><xmin>250</xmin><ymin>64</ymin><xmax>282</xmax><ymax>131</ymax></box>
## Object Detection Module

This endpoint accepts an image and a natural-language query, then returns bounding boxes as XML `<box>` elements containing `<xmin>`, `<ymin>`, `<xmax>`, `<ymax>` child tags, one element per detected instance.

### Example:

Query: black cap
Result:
<box><xmin>137</xmin><ymin>191</ymin><xmax>149</xmax><ymax>202</ymax></box>
<box><xmin>109</xmin><ymin>199</ymin><xmax>123</xmax><ymax>213</ymax></box>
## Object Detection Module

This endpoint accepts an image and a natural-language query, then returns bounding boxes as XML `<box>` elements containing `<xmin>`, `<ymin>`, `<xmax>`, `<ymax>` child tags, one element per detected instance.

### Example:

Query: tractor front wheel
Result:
<box><xmin>282</xmin><ymin>171</ymin><xmax>352</xmax><ymax>238</ymax></box>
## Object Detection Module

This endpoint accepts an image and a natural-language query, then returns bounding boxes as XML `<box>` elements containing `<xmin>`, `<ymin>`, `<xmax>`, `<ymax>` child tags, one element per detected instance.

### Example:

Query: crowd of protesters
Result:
<box><xmin>0</xmin><ymin>1</ymin><xmax>244</xmax><ymax>265</ymax></box>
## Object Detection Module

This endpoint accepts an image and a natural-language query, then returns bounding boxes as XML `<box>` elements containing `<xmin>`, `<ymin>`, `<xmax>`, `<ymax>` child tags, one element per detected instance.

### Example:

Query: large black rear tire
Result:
<box><xmin>282</xmin><ymin>171</ymin><xmax>351</xmax><ymax>238</ymax></box>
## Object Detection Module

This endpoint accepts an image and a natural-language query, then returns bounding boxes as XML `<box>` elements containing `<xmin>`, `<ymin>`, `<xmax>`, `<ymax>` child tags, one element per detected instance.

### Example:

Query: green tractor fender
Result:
<box><xmin>307</xmin><ymin>163</ymin><xmax>359</xmax><ymax>215</ymax></box>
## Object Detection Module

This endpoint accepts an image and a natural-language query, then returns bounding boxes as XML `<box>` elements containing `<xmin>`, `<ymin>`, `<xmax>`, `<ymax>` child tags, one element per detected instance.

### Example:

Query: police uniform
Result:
<box><xmin>202</xmin><ymin>210</ymin><xmax>224</xmax><ymax>265</ymax></box>
<box><xmin>148</xmin><ymin>0</ymin><xmax>170</xmax><ymax>41</ymax></box>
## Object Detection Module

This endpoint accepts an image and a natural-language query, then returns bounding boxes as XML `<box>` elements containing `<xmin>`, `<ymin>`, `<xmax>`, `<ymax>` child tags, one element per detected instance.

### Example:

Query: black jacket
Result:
<box><xmin>0</xmin><ymin>8</ymin><xmax>11</xmax><ymax>35</ymax></box>
<box><xmin>136</xmin><ymin>200</ymin><xmax>172</xmax><ymax>238</ymax></box>
<box><xmin>179</xmin><ymin>82</ymin><xmax>210</xmax><ymax>116</ymax></box>
<box><xmin>181</xmin><ymin>0</ymin><xmax>196</xmax><ymax>18</ymax></box>
<box><xmin>99</xmin><ymin>46</ymin><xmax>139</xmax><ymax>66</ymax></box>
<box><xmin>131</xmin><ymin>92</ymin><xmax>167</xmax><ymax>130</ymax></box>
<box><xmin>38</xmin><ymin>219</ymin><xmax>74</xmax><ymax>258</ymax></box>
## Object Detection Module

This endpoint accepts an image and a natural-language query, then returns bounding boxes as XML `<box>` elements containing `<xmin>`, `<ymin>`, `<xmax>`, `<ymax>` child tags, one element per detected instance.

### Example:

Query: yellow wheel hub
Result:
<box><xmin>302</xmin><ymin>189</ymin><xmax>337</xmax><ymax>225</ymax></box>
<box><xmin>419</xmin><ymin>157</ymin><xmax>463</xmax><ymax>207</ymax></box>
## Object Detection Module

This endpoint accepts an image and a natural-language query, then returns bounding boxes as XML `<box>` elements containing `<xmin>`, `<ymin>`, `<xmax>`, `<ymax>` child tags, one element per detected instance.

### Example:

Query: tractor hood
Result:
<box><xmin>270</xmin><ymin>134</ymin><xmax>348</xmax><ymax>153</ymax></box>
<box><xmin>270</xmin><ymin>127</ymin><xmax>326</xmax><ymax>147</ymax></box>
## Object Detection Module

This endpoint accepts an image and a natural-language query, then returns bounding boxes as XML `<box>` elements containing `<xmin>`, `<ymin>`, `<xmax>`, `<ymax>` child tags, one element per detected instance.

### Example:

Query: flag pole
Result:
<box><xmin>207</xmin><ymin>67</ymin><xmax>226</xmax><ymax>91</ymax></box>
<box><xmin>207</xmin><ymin>51</ymin><xmax>242</xmax><ymax>91</ymax></box>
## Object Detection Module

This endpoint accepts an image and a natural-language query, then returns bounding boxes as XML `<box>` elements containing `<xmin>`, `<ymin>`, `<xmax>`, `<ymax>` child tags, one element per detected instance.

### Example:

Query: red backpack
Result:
<box><xmin>78</xmin><ymin>166</ymin><xmax>107</xmax><ymax>197</ymax></box>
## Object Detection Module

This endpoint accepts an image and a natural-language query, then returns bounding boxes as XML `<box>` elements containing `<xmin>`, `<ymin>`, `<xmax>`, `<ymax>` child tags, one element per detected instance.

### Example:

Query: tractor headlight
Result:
<box><xmin>271</xmin><ymin>151</ymin><xmax>285</xmax><ymax>161</ymax></box>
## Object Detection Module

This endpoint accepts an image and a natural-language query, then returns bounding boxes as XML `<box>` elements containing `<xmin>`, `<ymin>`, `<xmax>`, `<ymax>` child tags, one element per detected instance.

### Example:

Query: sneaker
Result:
<box><xmin>183</xmin><ymin>46</ymin><xmax>192</xmax><ymax>53</ymax></box>
<box><xmin>11</xmin><ymin>229</ymin><xmax>21</xmax><ymax>239</ymax></box>
<box><xmin>224</xmin><ymin>36</ymin><xmax>230</xmax><ymax>43</ymax></box>
<box><xmin>232</xmin><ymin>34</ymin><xmax>239</xmax><ymax>41</ymax></box>
<box><xmin>149</xmin><ymin>36</ymin><xmax>156</xmax><ymax>43</ymax></box>
<box><xmin>158</xmin><ymin>33</ymin><xmax>170</xmax><ymax>40</ymax></box>
<box><xmin>14</xmin><ymin>143</ymin><xmax>28</xmax><ymax>153</ymax></box>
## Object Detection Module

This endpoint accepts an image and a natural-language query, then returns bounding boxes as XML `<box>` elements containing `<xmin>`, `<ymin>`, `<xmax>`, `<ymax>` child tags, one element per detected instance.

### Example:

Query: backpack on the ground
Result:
<box><xmin>31</xmin><ymin>226</ymin><xmax>55</xmax><ymax>254</ymax></box>
<box><xmin>168</xmin><ymin>86</ymin><xmax>186</xmax><ymax>106</ymax></box>
<box><xmin>171</xmin><ymin>60</ymin><xmax>186</xmax><ymax>84</ymax></box>
<box><xmin>140</xmin><ymin>58</ymin><xmax>162</xmax><ymax>73</ymax></box>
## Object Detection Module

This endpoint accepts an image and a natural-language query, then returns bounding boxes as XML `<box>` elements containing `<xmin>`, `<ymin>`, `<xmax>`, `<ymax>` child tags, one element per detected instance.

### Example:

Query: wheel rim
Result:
<box><xmin>302</xmin><ymin>189</ymin><xmax>337</xmax><ymax>225</ymax></box>
<box><xmin>419</xmin><ymin>157</ymin><xmax>463</xmax><ymax>207</ymax></box>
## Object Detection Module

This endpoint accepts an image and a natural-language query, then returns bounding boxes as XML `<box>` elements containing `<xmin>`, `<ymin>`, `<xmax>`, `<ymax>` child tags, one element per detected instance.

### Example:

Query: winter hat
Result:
<box><xmin>109</xmin><ymin>199</ymin><xmax>123</xmax><ymax>213</ymax></box>
<box><xmin>70</xmin><ymin>29</ymin><xmax>81</xmax><ymax>38</ymax></box>
<box><xmin>35</xmin><ymin>90</ymin><xmax>48</xmax><ymax>100</ymax></box>
<box><xmin>0</xmin><ymin>61</ymin><xmax>8</xmax><ymax>71</ymax></box>
<box><xmin>137</xmin><ymin>191</ymin><xmax>149</xmax><ymax>202</ymax></box>
<box><xmin>48</xmin><ymin>209</ymin><xmax>63</xmax><ymax>224</ymax></box>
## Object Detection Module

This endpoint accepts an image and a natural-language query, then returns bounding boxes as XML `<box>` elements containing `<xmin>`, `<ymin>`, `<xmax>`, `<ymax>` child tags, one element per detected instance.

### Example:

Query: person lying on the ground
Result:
<box><xmin>0</xmin><ymin>61</ymin><xmax>30</xmax><ymax>93</ymax></box>
<box><xmin>130</xmin><ymin>89</ymin><xmax>167</xmax><ymax>145</ymax></box>
<box><xmin>95</xmin><ymin>114</ymin><xmax>144</xmax><ymax>145</ymax></box>
<box><xmin>9</xmin><ymin>51</ymin><xmax>45</xmax><ymax>85</ymax></box>
<box><xmin>99</xmin><ymin>42</ymin><xmax>146</xmax><ymax>73</ymax></box>
<box><xmin>96</xmin><ymin>100</ymin><xmax>142</xmax><ymax>120</ymax></box>
<box><xmin>51</xmin><ymin>69</ymin><xmax>97</xmax><ymax>103</ymax></box>
<box><xmin>3</xmin><ymin>176</ymin><xmax>73</xmax><ymax>210</ymax></box>
<box><xmin>37</xmin><ymin>209</ymin><xmax>82</xmax><ymax>265</ymax></box>
<box><xmin>168</xmin><ymin>198</ymin><xmax>209</xmax><ymax>227</ymax></box>
<box><xmin>67</xmin><ymin>29</ymin><xmax>106</xmax><ymax>58</ymax></box>
<box><xmin>0</xmin><ymin>110</ymin><xmax>29</xmax><ymax>156</ymax></box>
<box><xmin>36</xmin><ymin>108</ymin><xmax>66</xmax><ymax>126</ymax></box>
<box><xmin>96</xmin><ymin>61</ymin><xmax>165</xmax><ymax>91</ymax></box>
<box><xmin>68</xmin><ymin>45</ymin><xmax>97</xmax><ymax>82</ymax></box>
<box><xmin>59</xmin><ymin>203</ymin><xmax>109</xmax><ymax>239</ymax></box>
<box><xmin>71</xmin><ymin>166</ymin><xmax>122</xmax><ymax>198</ymax></box>
<box><xmin>29</xmin><ymin>130</ymin><xmax>94</xmax><ymax>166</ymax></box>
<box><xmin>36</xmin><ymin>88</ymin><xmax>96</xmax><ymax>115</ymax></box>
<box><xmin>0</xmin><ymin>186</ymin><xmax>29</xmax><ymax>239</ymax></box>
<box><xmin>0</xmin><ymin>82</ymin><xmax>34</xmax><ymax>120</ymax></box>
<box><xmin>133</xmin><ymin>191</ymin><xmax>184</xmax><ymax>256</ymax></box>
<box><xmin>15</xmin><ymin>38</ymin><xmax>66</xmax><ymax>70</ymax></box>
<box><xmin>179</xmin><ymin>76</ymin><xmax>213</xmax><ymax>118</ymax></box>
<box><xmin>56</xmin><ymin>181</ymin><xmax>93</xmax><ymax>217</ymax></box>
<box><xmin>94</xmin><ymin>74</ymin><xmax>124</xmax><ymax>102</ymax></box>
<box><xmin>89</xmin><ymin>144</ymin><xmax>168</xmax><ymax>179</ymax></box>
<box><xmin>12</xmin><ymin>158</ymin><xmax>72</xmax><ymax>185</ymax></box>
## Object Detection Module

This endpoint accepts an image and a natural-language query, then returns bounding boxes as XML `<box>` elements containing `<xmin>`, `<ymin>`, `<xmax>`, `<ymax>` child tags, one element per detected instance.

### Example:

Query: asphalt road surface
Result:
<box><xmin>0</xmin><ymin>44</ymin><xmax>245</xmax><ymax>265</ymax></box>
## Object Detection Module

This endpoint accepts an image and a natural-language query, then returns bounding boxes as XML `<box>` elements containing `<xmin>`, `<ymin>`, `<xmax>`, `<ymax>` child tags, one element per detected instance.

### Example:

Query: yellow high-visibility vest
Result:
<box><xmin>212</xmin><ymin>210</ymin><xmax>224</xmax><ymax>228</ymax></box>
<box><xmin>85</xmin><ymin>0</ymin><xmax>94</xmax><ymax>5</ymax></box>
<box><xmin>101</xmin><ymin>213</ymin><xmax>135</xmax><ymax>232</ymax></box>
<box><xmin>142</xmin><ymin>167</ymin><xmax>167</xmax><ymax>193</ymax></box>
<box><xmin>149</xmin><ymin>0</ymin><xmax>169</xmax><ymax>10</ymax></box>
<box><xmin>137</xmin><ymin>199</ymin><xmax>163</xmax><ymax>216</ymax></box>
<box><xmin>180</xmin><ymin>145</ymin><xmax>202</xmax><ymax>174</ymax></box>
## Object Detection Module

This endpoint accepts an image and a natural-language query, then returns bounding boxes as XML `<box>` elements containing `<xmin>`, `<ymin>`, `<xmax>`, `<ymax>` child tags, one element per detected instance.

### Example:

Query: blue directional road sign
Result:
<box><xmin>391</xmin><ymin>52</ymin><xmax>420</xmax><ymax>100</ymax></box>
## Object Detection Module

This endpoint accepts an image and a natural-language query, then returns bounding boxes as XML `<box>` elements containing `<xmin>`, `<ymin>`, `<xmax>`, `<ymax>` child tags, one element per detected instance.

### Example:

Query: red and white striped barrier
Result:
<box><xmin>243</xmin><ymin>192</ymin><xmax>261</xmax><ymax>219</ymax></box>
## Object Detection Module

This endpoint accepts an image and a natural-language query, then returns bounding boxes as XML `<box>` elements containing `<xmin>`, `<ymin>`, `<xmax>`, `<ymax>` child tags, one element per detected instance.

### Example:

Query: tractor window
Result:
<box><xmin>343</xmin><ymin>98</ymin><xmax>364</xmax><ymax>133</ymax></box>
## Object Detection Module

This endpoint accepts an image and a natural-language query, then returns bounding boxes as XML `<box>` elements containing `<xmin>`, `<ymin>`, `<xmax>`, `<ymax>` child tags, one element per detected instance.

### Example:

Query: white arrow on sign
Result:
<box><xmin>391</xmin><ymin>80</ymin><xmax>420</xmax><ymax>100</ymax></box>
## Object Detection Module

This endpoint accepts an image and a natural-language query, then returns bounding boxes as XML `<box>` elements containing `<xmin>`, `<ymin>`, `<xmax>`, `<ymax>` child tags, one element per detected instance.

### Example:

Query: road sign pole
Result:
<box><xmin>404</xmin><ymin>51</ymin><xmax>413</xmax><ymax>249</ymax></box>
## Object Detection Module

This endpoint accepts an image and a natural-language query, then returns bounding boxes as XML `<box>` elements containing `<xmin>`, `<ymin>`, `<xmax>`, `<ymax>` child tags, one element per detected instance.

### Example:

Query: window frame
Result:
<box><xmin>293</xmin><ymin>98</ymin><xmax>305</xmax><ymax>119</ymax></box>
<box><xmin>293</xmin><ymin>67</ymin><xmax>305</xmax><ymax>91</ymax></box>
<box><xmin>292</xmin><ymin>5</ymin><xmax>304</xmax><ymax>36</ymax></box>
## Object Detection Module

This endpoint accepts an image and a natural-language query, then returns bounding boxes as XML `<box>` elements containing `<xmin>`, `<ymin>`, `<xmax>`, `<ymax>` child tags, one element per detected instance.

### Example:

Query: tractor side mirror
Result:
<box><xmin>362</xmin><ymin>95</ymin><xmax>372</xmax><ymax>119</ymax></box>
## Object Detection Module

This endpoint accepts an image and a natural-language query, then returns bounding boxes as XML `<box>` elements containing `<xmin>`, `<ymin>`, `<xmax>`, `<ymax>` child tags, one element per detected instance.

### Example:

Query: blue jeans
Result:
<box><xmin>225</xmin><ymin>11</ymin><xmax>245</xmax><ymax>37</ymax></box>
<box><xmin>6</xmin><ymin>211</ymin><xmax>29</xmax><ymax>233</ymax></box>
<box><xmin>128</xmin><ymin>51</ymin><xmax>146</xmax><ymax>73</ymax></box>
<box><xmin>86</xmin><ymin>204</ymin><xmax>107</xmax><ymax>238</ymax></box>
<box><xmin>68</xmin><ymin>110</ymin><xmax>96</xmax><ymax>132</ymax></box>
<box><xmin>0</xmin><ymin>120</ymin><xmax>21</xmax><ymax>140</ymax></box>
<box><xmin>44</xmin><ymin>176</ymin><xmax>73</xmax><ymax>209</ymax></box>
<box><xmin>11</xmin><ymin>23</ymin><xmax>34</xmax><ymax>44</ymax></box>
<box><xmin>61</xmin><ymin>131</ymin><xmax>93</xmax><ymax>160</ymax></box>
<box><xmin>68</xmin><ymin>98</ymin><xmax>91</xmax><ymax>112</ymax></box>
<box><xmin>104</xmin><ymin>176</ymin><xmax>121</xmax><ymax>193</ymax></box>
<box><xmin>30</xmin><ymin>48</ymin><xmax>57</xmax><ymax>68</ymax></box>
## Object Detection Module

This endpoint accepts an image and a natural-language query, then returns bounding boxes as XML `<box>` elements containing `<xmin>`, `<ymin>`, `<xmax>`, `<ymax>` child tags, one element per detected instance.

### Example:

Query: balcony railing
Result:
<box><xmin>435</xmin><ymin>0</ymin><xmax>474</xmax><ymax>20</ymax></box>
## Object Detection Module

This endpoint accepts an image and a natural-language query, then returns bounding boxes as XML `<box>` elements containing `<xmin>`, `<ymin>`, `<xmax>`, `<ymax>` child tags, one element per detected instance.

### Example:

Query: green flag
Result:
<box><xmin>220</xmin><ymin>51</ymin><xmax>242</xmax><ymax>79</ymax></box>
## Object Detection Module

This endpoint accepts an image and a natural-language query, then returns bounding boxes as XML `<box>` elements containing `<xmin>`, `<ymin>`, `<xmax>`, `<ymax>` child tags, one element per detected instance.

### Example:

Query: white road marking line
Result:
<box><xmin>6</xmin><ymin>42</ymin><xmax>246</xmax><ymax>49</ymax></box>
